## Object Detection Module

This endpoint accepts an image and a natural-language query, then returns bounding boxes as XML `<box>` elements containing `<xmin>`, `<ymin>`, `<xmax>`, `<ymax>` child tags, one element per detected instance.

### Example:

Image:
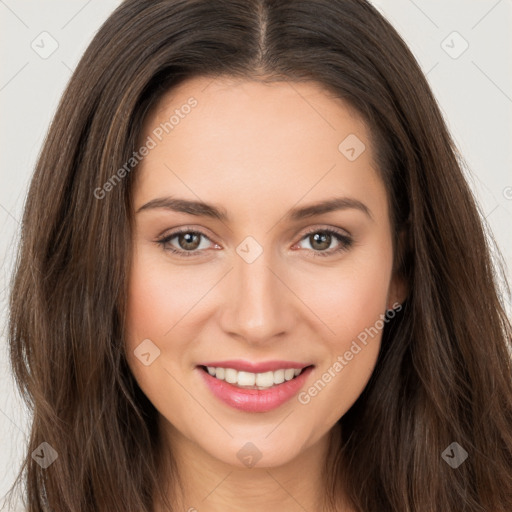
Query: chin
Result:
<box><xmin>198</xmin><ymin>426</ymin><xmax>317</xmax><ymax>470</ymax></box>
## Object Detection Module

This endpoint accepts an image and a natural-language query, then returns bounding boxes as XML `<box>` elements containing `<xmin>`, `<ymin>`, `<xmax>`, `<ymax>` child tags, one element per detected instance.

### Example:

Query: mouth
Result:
<box><xmin>198</xmin><ymin>364</ymin><xmax>312</xmax><ymax>390</ymax></box>
<box><xmin>196</xmin><ymin>362</ymin><xmax>315</xmax><ymax>413</ymax></box>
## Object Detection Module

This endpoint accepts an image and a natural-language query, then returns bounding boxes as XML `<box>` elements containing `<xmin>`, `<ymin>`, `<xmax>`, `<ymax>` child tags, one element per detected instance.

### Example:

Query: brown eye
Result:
<box><xmin>296</xmin><ymin>228</ymin><xmax>353</xmax><ymax>257</ymax></box>
<box><xmin>309</xmin><ymin>232</ymin><xmax>332</xmax><ymax>251</ymax></box>
<box><xmin>157</xmin><ymin>229</ymin><xmax>216</xmax><ymax>257</ymax></box>
<box><xmin>176</xmin><ymin>232</ymin><xmax>201</xmax><ymax>251</ymax></box>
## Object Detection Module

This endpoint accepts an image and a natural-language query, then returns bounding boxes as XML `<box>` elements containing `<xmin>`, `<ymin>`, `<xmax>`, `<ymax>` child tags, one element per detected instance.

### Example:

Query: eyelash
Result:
<box><xmin>156</xmin><ymin>227</ymin><xmax>353</xmax><ymax>258</ymax></box>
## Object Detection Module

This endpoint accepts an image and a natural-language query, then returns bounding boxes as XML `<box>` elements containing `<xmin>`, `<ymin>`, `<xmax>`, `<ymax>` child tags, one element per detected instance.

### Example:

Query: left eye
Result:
<box><xmin>294</xmin><ymin>228</ymin><xmax>353</xmax><ymax>257</ymax></box>
<box><xmin>156</xmin><ymin>228</ymin><xmax>353</xmax><ymax>257</ymax></box>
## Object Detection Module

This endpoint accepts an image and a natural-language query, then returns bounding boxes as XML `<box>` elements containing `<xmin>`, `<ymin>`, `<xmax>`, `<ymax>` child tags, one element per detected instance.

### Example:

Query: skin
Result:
<box><xmin>124</xmin><ymin>76</ymin><xmax>405</xmax><ymax>512</ymax></box>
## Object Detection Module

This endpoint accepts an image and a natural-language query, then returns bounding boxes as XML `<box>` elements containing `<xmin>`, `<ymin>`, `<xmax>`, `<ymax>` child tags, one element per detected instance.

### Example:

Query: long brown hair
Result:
<box><xmin>6</xmin><ymin>0</ymin><xmax>512</xmax><ymax>510</ymax></box>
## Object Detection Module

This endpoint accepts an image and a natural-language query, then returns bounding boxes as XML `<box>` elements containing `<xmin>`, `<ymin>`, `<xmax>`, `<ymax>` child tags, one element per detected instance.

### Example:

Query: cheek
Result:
<box><xmin>124</xmin><ymin>249</ymin><xmax>205</xmax><ymax>429</ymax></box>
<box><xmin>292</xmin><ymin>242</ymin><xmax>394</xmax><ymax>345</ymax></box>
<box><xmin>125</xmin><ymin>246</ymin><xmax>212</xmax><ymax>342</ymax></box>
<box><xmin>124</xmin><ymin>247</ymin><xmax>200</xmax><ymax>395</ymax></box>
<box><xmin>126</xmin><ymin>265</ymin><xmax>175</xmax><ymax>341</ymax></box>
<box><xmin>292</xmin><ymin>243</ymin><xmax>393</xmax><ymax>417</ymax></box>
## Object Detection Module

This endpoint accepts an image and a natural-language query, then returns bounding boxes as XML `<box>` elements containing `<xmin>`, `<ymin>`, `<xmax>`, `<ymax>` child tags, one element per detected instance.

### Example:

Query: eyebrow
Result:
<box><xmin>136</xmin><ymin>196</ymin><xmax>372</xmax><ymax>221</ymax></box>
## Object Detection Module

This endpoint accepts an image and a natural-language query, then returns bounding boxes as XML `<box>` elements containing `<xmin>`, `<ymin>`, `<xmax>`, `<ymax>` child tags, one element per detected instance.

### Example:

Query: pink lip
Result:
<box><xmin>197</xmin><ymin>364</ymin><xmax>314</xmax><ymax>413</ymax></box>
<box><xmin>198</xmin><ymin>359</ymin><xmax>310</xmax><ymax>373</ymax></box>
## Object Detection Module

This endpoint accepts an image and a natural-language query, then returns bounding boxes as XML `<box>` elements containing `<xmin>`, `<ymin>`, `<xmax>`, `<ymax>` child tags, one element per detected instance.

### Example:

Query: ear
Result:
<box><xmin>387</xmin><ymin>271</ymin><xmax>408</xmax><ymax>310</ymax></box>
<box><xmin>387</xmin><ymin>225</ymin><xmax>409</xmax><ymax>309</ymax></box>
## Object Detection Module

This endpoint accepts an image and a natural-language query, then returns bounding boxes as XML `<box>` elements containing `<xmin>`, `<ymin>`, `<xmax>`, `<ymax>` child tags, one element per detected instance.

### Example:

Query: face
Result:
<box><xmin>125</xmin><ymin>76</ymin><xmax>403</xmax><ymax>470</ymax></box>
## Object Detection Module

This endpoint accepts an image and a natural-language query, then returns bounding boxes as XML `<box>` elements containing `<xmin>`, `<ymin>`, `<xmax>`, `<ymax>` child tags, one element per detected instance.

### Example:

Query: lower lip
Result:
<box><xmin>197</xmin><ymin>366</ymin><xmax>314</xmax><ymax>413</ymax></box>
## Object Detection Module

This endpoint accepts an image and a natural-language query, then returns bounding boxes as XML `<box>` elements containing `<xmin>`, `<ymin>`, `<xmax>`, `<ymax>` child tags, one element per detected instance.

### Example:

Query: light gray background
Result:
<box><xmin>1</xmin><ymin>0</ymin><xmax>511</xmax><ymax>507</ymax></box>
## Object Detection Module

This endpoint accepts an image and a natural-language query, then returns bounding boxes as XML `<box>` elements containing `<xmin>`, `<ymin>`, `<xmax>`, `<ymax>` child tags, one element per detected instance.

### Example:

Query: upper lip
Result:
<box><xmin>197</xmin><ymin>359</ymin><xmax>313</xmax><ymax>373</ymax></box>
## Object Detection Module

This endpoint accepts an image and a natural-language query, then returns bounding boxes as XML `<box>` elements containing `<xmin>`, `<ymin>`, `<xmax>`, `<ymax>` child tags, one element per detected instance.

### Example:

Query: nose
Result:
<box><xmin>218</xmin><ymin>247</ymin><xmax>296</xmax><ymax>345</ymax></box>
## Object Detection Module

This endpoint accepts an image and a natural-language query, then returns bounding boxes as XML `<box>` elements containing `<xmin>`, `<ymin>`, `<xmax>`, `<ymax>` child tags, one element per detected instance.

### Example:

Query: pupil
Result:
<box><xmin>180</xmin><ymin>232</ymin><xmax>200</xmax><ymax>250</ymax></box>
<box><xmin>311</xmin><ymin>232</ymin><xmax>330</xmax><ymax>250</ymax></box>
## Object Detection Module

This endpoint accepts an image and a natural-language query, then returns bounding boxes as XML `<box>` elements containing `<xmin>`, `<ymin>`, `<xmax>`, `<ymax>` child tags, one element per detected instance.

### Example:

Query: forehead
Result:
<box><xmin>134</xmin><ymin>76</ymin><xmax>386</xmax><ymax>221</ymax></box>
<box><xmin>143</xmin><ymin>75</ymin><xmax>369</xmax><ymax>149</ymax></box>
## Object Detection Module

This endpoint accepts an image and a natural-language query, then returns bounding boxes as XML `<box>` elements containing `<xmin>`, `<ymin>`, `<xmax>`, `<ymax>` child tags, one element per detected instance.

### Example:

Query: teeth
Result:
<box><xmin>225</xmin><ymin>368</ymin><xmax>237</xmax><ymax>384</ymax></box>
<box><xmin>284</xmin><ymin>369</ymin><xmax>295</xmax><ymax>381</ymax></box>
<box><xmin>273</xmin><ymin>369</ymin><xmax>285</xmax><ymax>384</ymax></box>
<box><xmin>237</xmin><ymin>371</ymin><xmax>255</xmax><ymax>386</ymax></box>
<box><xmin>205</xmin><ymin>366</ymin><xmax>306</xmax><ymax>389</ymax></box>
<box><xmin>256</xmin><ymin>371</ymin><xmax>275</xmax><ymax>387</ymax></box>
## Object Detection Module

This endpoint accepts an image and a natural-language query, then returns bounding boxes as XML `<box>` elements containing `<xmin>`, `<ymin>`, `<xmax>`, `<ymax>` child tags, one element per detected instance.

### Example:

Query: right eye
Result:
<box><xmin>156</xmin><ymin>228</ymin><xmax>219</xmax><ymax>257</ymax></box>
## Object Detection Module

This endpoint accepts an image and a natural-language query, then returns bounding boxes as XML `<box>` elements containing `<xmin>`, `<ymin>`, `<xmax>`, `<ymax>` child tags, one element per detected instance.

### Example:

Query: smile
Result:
<box><xmin>202</xmin><ymin>365</ymin><xmax>305</xmax><ymax>389</ymax></box>
<box><xmin>197</xmin><ymin>362</ymin><xmax>315</xmax><ymax>413</ymax></box>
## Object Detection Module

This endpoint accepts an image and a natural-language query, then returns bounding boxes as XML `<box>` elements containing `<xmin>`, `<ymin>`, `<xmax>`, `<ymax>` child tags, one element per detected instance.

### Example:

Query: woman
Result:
<box><xmin>6</xmin><ymin>0</ymin><xmax>512</xmax><ymax>511</ymax></box>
